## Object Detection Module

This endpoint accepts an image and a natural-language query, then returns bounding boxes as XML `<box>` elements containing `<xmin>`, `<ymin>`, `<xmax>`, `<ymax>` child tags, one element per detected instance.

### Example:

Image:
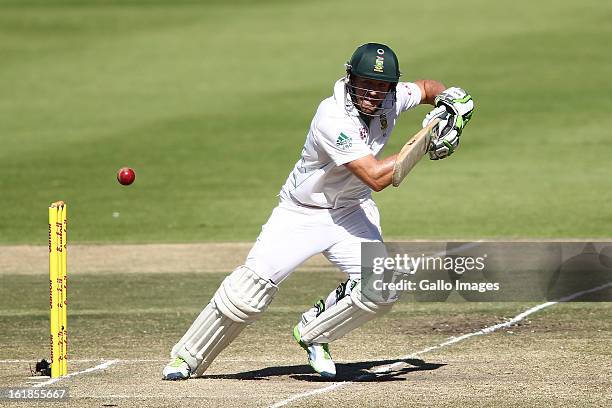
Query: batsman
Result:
<box><xmin>163</xmin><ymin>42</ymin><xmax>474</xmax><ymax>380</ymax></box>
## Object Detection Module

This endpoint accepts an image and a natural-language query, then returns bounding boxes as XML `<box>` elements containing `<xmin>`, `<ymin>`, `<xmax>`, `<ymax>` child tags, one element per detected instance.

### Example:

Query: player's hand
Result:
<box><xmin>429</xmin><ymin>128</ymin><xmax>459</xmax><ymax>160</ymax></box>
<box><xmin>422</xmin><ymin>106</ymin><xmax>459</xmax><ymax>160</ymax></box>
<box><xmin>434</xmin><ymin>87</ymin><xmax>474</xmax><ymax>132</ymax></box>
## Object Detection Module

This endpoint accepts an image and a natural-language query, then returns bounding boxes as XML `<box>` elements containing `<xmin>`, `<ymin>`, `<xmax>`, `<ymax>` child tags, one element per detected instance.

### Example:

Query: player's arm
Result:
<box><xmin>413</xmin><ymin>80</ymin><xmax>446</xmax><ymax>105</ymax></box>
<box><xmin>344</xmin><ymin>154</ymin><xmax>397</xmax><ymax>192</ymax></box>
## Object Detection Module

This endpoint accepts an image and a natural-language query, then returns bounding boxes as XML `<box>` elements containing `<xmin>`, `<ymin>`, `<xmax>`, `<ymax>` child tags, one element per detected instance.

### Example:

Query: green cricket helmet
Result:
<box><xmin>345</xmin><ymin>42</ymin><xmax>401</xmax><ymax>116</ymax></box>
<box><xmin>345</xmin><ymin>42</ymin><xmax>401</xmax><ymax>83</ymax></box>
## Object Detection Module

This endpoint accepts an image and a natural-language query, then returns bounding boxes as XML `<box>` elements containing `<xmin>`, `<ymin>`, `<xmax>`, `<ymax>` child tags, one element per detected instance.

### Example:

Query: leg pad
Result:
<box><xmin>171</xmin><ymin>266</ymin><xmax>277</xmax><ymax>376</ymax></box>
<box><xmin>298</xmin><ymin>281</ymin><xmax>393</xmax><ymax>344</ymax></box>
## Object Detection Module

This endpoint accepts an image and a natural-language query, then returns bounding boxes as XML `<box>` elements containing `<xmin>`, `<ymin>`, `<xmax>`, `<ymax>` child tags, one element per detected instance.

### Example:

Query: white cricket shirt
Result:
<box><xmin>279</xmin><ymin>78</ymin><xmax>422</xmax><ymax>209</ymax></box>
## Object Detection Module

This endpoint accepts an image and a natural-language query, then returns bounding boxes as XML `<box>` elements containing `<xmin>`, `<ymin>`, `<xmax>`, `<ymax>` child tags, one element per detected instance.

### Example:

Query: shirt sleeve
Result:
<box><xmin>396</xmin><ymin>82</ymin><xmax>422</xmax><ymax>113</ymax></box>
<box><xmin>314</xmin><ymin>117</ymin><xmax>372</xmax><ymax>166</ymax></box>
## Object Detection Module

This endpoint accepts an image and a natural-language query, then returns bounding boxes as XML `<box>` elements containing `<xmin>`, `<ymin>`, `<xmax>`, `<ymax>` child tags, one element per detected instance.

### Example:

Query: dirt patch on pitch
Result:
<box><xmin>23</xmin><ymin>321</ymin><xmax>612</xmax><ymax>408</ymax></box>
<box><xmin>403</xmin><ymin>315</ymin><xmax>511</xmax><ymax>335</ymax></box>
<box><xmin>0</xmin><ymin>243</ymin><xmax>334</xmax><ymax>275</ymax></box>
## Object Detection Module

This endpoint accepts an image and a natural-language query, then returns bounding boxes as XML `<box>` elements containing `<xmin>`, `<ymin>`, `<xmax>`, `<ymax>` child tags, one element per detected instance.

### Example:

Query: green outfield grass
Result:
<box><xmin>1</xmin><ymin>0</ymin><xmax>611</xmax><ymax>244</ymax></box>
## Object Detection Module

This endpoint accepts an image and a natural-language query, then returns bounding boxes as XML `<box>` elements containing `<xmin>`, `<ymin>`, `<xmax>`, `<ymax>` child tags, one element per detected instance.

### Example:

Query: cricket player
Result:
<box><xmin>163</xmin><ymin>42</ymin><xmax>474</xmax><ymax>380</ymax></box>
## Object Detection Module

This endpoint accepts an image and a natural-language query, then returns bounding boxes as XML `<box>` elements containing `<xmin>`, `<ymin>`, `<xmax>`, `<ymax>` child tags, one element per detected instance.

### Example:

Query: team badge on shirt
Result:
<box><xmin>380</xmin><ymin>114</ymin><xmax>388</xmax><ymax>130</ymax></box>
<box><xmin>336</xmin><ymin>132</ymin><xmax>352</xmax><ymax>150</ymax></box>
<box><xmin>359</xmin><ymin>127</ymin><xmax>367</xmax><ymax>141</ymax></box>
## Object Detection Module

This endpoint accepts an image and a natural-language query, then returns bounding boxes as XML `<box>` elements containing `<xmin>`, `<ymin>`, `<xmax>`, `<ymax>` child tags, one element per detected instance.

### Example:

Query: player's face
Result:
<box><xmin>349</xmin><ymin>75</ymin><xmax>393</xmax><ymax>115</ymax></box>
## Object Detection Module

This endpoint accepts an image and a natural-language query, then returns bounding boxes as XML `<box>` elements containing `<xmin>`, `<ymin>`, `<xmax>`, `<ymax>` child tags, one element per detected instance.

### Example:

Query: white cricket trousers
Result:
<box><xmin>245</xmin><ymin>198</ymin><xmax>383</xmax><ymax>284</ymax></box>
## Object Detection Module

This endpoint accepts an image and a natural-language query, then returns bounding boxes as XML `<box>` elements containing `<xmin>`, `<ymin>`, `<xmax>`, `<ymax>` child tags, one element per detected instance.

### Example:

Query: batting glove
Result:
<box><xmin>434</xmin><ymin>87</ymin><xmax>474</xmax><ymax>132</ymax></box>
<box><xmin>422</xmin><ymin>106</ymin><xmax>459</xmax><ymax>160</ymax></box>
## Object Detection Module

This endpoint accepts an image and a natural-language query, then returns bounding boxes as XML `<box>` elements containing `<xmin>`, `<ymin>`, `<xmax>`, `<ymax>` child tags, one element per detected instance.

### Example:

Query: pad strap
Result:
<box><xmin>299</xmin><ymin>281</ymin><xmax>393</xmax><ymax>344</ymax></box>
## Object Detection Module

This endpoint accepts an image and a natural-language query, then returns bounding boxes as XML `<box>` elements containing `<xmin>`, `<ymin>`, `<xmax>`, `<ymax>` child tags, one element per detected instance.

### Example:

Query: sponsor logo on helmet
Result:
<box><xmin>373</xmin><ymin>48</ymin><xmax>385</xmax><ymax>73</ymax></box>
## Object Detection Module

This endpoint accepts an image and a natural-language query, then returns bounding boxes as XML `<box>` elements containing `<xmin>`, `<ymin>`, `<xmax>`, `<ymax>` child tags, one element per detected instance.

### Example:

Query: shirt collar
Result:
<box><xmin>333</xmin><ymin>77</ymin><xmax>361</xmax><ymax>117</ymax></box>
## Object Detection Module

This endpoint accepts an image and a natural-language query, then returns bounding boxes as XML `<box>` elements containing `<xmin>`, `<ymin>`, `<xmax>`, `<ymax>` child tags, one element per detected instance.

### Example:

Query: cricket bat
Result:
<box><xmin>391</xmin><ymin>119</ymin><xmax>440</xmax><ymax>187</ymax></box>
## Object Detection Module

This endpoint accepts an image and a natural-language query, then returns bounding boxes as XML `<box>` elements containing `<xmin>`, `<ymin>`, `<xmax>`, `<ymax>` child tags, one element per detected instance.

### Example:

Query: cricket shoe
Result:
<box><xmin>293</xmin><ymin>325</ymin><xmax>336</xmax><ymax>378</ymax></box>
<box><xmin>162</xmin><ymin>356</ymin><xmax>191</xmax><ymax>380</ymax></box>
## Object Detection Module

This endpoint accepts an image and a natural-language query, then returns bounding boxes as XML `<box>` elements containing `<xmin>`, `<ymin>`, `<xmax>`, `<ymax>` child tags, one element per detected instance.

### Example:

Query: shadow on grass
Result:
<box><xmin>200</xmin><ymin>358</ymin><xmax>445</xmax><ymax>382</ymax></box>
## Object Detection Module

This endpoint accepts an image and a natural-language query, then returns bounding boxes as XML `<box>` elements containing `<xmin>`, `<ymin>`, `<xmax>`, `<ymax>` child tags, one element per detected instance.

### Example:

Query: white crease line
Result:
<box><xmin>0</xmin><ymin>359</ymin><xmax>158</xmax><ymax>364</ymax></box>
<box><xmin>31</xmin><ymin>360</ymin><xmax>119</xmax><ymax>388</ymax></box>
<box><xmin>1</xmin><ymin>358</ymin><xmax>287</xmax><ymax>364</ymax></box>
<box><xmin>269</xmin><ymin>281</ymin><xmax>612</xmax><ymax>408</ymax></box>
<box><xmin>1</xmin><ymin>359</ymin><xmax>101</xmax><ymax>363</ymax></box>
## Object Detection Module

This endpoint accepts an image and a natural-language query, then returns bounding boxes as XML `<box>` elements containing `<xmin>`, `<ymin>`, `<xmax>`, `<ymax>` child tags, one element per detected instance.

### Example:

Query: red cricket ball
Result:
<box><xmin>117</xmin><ymin>167</ymin><xmax>136</xmax><ymax>186</ymax></box>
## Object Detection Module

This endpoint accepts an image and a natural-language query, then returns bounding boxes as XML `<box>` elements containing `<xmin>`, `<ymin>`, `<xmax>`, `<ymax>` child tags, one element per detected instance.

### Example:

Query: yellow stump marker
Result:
<box><xmin>49</xmin><ymin>201</ymin><xmax>68</xmax><ymax>378</ymax></box>
<box><xmin>61</xmin><ymin>204</ymin><xmax>68</xmax><ymax>375</ymax></box>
